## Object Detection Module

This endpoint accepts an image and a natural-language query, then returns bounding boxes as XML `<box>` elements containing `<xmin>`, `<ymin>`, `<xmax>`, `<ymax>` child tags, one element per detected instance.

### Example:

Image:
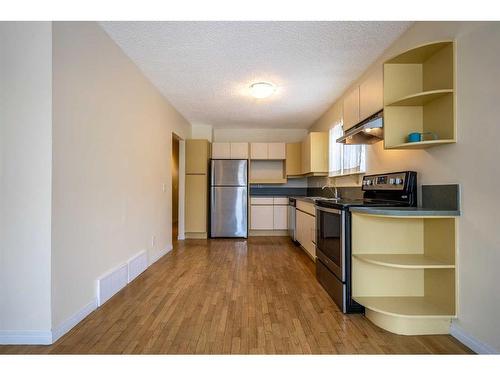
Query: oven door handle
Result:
<box><xmin>315</xmin><ymin>206</ymin><xmax>342</xmax><ymax>215</ymax></box>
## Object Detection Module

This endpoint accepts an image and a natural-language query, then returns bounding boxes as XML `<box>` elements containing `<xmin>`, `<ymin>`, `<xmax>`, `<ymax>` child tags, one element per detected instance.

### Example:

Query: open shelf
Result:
<box><xmin>353</xmin><ymin>254</ymin><xmax>454</xmax><ymax>269</ymax></box>
<box><xmin>385</xmin><ymin>41</ymin><xmax>453</xmax><ymax>64</ymax></box>
<box><xmin>383</xmin><ymin>41</ymin><xmax>456</xmax><ymax>149</ymax></box>
<box><xmin>386</xmin><ymin>139</ymin><xmax>456</xmax><ymax>150</ymax></box>
<box><xmin>353</xmin><ymin>296</ymin><xmax>455</xmax><ymax>318</ymax></box>
<box><xmin>386</xmin><ymin>89</ymin><xmax>453</xmax><ymax>106</ymax></box>
<box><xmin>351</xmin><ymin>212</ymin><xmax>457</xmax><ymax>334</ymax></box>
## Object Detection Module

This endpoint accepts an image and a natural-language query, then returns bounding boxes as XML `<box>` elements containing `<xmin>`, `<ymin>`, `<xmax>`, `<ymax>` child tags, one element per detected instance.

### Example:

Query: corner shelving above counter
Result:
<box><xmin>383</xmin><ymin>41</ymin><xmax>456</xmax><ymax>150</ymax></box>
<box><xmin>385</xmin><ymin>89</ymin><xmax>453</xmax><ymax>107</ymax></box>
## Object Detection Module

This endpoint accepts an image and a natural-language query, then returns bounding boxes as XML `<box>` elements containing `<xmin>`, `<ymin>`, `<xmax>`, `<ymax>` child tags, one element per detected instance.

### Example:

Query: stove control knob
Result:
<box><xmin>389</xmin><ymin>178</ymin><xmax>395</xmax><ymax>184</ymax></box>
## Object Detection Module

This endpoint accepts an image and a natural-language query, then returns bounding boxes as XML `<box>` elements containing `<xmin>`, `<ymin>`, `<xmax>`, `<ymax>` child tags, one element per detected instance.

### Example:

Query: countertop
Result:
<box><xmin>349</xmin><ymin>206</ymin><xmax>460</xmax><ymax>217</ymax></box>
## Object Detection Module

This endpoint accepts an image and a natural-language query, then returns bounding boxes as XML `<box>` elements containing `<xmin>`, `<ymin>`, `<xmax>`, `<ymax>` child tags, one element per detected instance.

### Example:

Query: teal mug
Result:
<box><xmin>407</xmin><ymin>132</ymin><xmax>438</xmax><ymax>143</ymax></box>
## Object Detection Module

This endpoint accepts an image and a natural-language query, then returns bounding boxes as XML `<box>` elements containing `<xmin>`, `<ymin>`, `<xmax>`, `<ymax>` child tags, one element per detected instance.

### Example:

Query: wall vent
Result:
<box><xmin>97</xmin><ymin>263</ymin><xmax>128</xmax><ymax>306</ymax></box>
<box><xmin>128</xmin><ymin>250</ymin><xmax>148</xmax><ymax>282</ymax></box>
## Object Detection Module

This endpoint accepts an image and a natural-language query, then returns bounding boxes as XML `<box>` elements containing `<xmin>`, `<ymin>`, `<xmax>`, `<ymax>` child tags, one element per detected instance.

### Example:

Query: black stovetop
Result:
<box><xmin>315</xmin><ymin>197</ymin><xmax>410</xmax><ymax>210</ymax></box>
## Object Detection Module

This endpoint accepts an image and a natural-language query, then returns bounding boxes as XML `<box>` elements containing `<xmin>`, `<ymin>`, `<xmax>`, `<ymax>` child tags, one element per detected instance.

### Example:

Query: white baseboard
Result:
<box><xmin>128</xmin><ymin>250</ymin><xmax>148</xmax><ymax>282</ymax></box>
<box><xmin>51</xmin><ymin>299</ymin><xmax>97</xmax><ymax>344</ymax></box>
<box><xmin>149</xmin><ymin>245</ymin><xmax>173</xmax><ymax>266</ymax></box>
<box><xmin>450</xmin><ymin>321</ymin><xmax>498</xmax><ymax>354</ymax></box>
<box><xmin>0</xmin><ymin>330</ymin><xmax>52</xmax><ymax>345</ymax></box>
<box><xmin>97</xmin><ymin>263</ymin><xmax>128</xmax><ymax>307</ymax></box>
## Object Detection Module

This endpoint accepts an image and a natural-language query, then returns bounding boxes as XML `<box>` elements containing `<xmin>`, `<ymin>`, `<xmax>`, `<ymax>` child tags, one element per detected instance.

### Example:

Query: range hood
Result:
<box><xmin>337</xmin><ymin>110</ymin><xmax>383</xmax><ymax>145</ymax></box>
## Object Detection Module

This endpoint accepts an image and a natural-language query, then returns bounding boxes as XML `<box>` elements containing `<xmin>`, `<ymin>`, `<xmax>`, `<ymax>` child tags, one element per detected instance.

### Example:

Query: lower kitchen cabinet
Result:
<box><xmin>250</xmin><ymin>196</ymin><xmax>288</xmax><ymax>232</ymax></box>
<box><xmin>273</xmin><ymin>205</ymin><xmax>288</xmax><ymax>230</ymax></box>
<box><xmin>250</xmin><ymin>205</ymin><xmax>274</xmax><ymax>230</ymax></box>
<box><xmin>185</xmin><ymin>174</ymin><xmax>208</xmax><ymax>237</ymax></box>
<box><xmin>296</xmin><ymin>207</ymin><xmax>316</xmax><ymax>259</ymax></box>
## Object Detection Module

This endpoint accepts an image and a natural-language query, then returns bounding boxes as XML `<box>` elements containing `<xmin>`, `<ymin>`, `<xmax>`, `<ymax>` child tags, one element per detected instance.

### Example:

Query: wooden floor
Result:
<box><xmin>0</xmin><ymin>236</ymin><xmax>472</xmax><ymax>354</ymax></box>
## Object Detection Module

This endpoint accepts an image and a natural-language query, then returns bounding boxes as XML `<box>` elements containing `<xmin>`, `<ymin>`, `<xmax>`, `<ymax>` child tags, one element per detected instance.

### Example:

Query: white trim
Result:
<box><xmin>0</xmin><ymin>330</ymin><xmax>52</xmax><ymax>345</ymax></box>
<box><xmin>450</xmin><ymin>321</ymin><xmax>498</xmax><ymax>354</ymax></box>
<box><xmin>149</xmin><ymin>245</ymin><xmax>173</xmax><ymax>266</ymax></box>
<box><xmin>51</xmin><ymin>299</ymin><xmax>97</xmax><ymax>344</ymax></box>
<box><xmin>127</xmin><ymin>249</ymin><xmax>148</xmax><ymax>282</ymax></box>
<box><xmin>178</xmin><ymin>139</ymin><xmax>186</xmax><ymax>241</ymax></box>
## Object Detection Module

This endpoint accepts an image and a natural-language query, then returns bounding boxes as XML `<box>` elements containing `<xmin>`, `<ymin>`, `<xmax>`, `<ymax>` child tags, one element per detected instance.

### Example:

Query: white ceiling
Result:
<box><xmin>100</xmin><ymin>21</ymin><xmax>412</xmax><ymax>129</ymax></box>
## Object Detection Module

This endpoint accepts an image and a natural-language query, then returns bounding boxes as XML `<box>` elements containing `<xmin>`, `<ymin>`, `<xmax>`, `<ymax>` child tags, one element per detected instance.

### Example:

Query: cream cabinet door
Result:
<box><xmin>306</xmin><ymin>213</ymin><xmax>316</xmax><ymax>257</ymax></box>
<box><xmin>250</xmin><ymin>205</ymin><xmax>274</xmax><ymax>230</ymax></box>
<box><xmin>230</xmin><ymin>142</ymin><xmax>249</xmax><ymax>159</ymax></box>
<box><xmin>296</xmin><ymin>210</ymin><xmax>305</xmax><ymax>245</ymax></box>
<box><xmin>273</xmin><ymin>205</ymin><xmax>288</xmax><ymax>230</ymax></box>
<box><xmin>250</xmin><ymin>143</ymin><xmax>268</xmax><ymax>159</ymax></box>
<box><xmin>268</xmin><ymin>143</ymin><xmax>286</xmax><ymax>160</ymax></box>
<box><xmin>185</xmin><ymin>174</ymin><xmax>207</xmax><ymax>233</ymax></box>
<box><xmin>286</xmin><ymin>143</ymin><xmax>301</xmax><ymax>176</ymax></box>
<box><xmin>343</xmin><ymin>86</ymin><xmax>360</xmax><ymax>131</ymax></box>
<box><xmin>360</xmin><ymin>66</ymin><xmax>383</xmax><ymax>121</ymax></box>
<box><xmin>212</xmin><ymin>142</ymin><xmax>231</xmax><ymax>159</ymax></box>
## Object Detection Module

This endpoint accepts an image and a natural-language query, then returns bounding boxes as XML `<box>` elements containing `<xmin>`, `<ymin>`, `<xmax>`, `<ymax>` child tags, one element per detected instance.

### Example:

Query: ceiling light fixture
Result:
<box><xmin>250</xmin><ymin>82</ymin><xmax>276</xmax><ymax>99</ymax></box>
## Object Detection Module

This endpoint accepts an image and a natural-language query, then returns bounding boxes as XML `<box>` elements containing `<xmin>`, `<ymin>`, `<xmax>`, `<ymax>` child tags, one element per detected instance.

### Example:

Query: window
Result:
<box><xmin>328</xmin><ymin>122</ymin><xmax>366</xmax><ymax>177</ymax></box>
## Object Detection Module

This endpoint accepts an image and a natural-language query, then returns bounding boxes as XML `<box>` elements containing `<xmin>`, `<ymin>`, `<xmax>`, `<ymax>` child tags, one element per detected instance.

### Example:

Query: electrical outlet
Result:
<box><xmin>151</xmin><ymin>235</ymin><xmax>156</xmax><ymax>247</ymax></box>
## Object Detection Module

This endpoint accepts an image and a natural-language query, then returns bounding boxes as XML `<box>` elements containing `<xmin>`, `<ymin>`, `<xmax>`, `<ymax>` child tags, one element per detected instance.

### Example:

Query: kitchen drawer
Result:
<box><xmin>296</xmin><ymin>200</ymin><xmax>316</xmax><ymax>216</ymax></box>
<box><xmin>250</xmin><ymin>197</ymin><xmax>274</xmax><ymax>205</ymax></box>
<box><xmin>273</xmin><ymin>197</ymin><xmax>288</xmax><ymax>205</ymax></box>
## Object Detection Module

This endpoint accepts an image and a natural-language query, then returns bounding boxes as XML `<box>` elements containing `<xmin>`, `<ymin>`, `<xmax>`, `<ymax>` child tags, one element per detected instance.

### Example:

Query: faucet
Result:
<box><xmin>322</xmin><ymin>185</ymin><xmax>339</xmax><ymax>199</ymax></box>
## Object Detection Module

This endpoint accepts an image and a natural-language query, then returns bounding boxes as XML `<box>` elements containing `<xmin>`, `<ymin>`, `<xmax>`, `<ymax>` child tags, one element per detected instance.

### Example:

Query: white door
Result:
<box><xmin>268</xmin><ymin>143</ymin><xmax>286</xmax><ymax>160</ymax></box>
<box><xmin>250</xmin><ymin>205</ymin><xmax>274</xmax><ymax>230</ymax></box>
<box><xmin>250</xmin><ymin>143</ymin><xmax>268</xmax><ymax>159</ymax></box>
<box><xmin>212</xmin><ymin>142</ymin><xmax>231</xmax><ymax>159</ymax></box>
<box><xmin>230</xmin><ymin>142</ymin><xmax>249</xmax><ymax>159</ymax></box>
<box><xmin>273</xmin><ymin>205</ymin><xmax>288</xmax><ymax>230</ymax></box>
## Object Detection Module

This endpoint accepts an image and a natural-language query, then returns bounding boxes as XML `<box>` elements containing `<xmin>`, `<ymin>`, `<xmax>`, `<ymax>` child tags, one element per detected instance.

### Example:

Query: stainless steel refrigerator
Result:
<box><xmin>210</xmin><ymin>159</ymin><xmax>248</xmax><ymax>238</ymax></box>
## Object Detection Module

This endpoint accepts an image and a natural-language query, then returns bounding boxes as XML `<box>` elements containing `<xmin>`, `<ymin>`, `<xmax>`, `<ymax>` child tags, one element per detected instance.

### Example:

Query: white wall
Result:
<box><xmin>51</xmin><ymin>22</ymin><xmax>192</xmax><ymax>328</ymax></box>
<box><xmin>213</xmin><ymin>128</ymin><xmax>307</xmax><ymax>143</ymax></box>
<box><xmin>0</xmin><ymin>22</ymin><xmax>53</xmax><ymax>333</ymax></box>
<box><xmin>310</xmin><ymin>21</ymin><xmax>500</xmax><ymax>352</ymax></box>
<box><xmin>191</xmin><ymin>124</ymin><xmax>213</xmax><ymax>141</ymax></box>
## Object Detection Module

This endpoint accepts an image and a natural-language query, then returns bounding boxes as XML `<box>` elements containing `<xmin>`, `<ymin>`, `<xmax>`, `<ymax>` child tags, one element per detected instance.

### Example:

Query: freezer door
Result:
<box><xmin>211</xmin><ymin>186</ymin><xmax>248</xmax><ymax>237</ymax></box>
<box><xmin>211</xmin><ymin>159</ymin><xmax>247</xmax><ymax>186</ymax></box>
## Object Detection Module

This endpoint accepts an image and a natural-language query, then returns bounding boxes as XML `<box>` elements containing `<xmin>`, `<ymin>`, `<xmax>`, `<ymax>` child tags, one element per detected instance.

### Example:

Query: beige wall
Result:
<box><xmin>213</xmin><ymin>128</ymin><xmax>307</xmax><ymax>143</ymax></box>
<box><xmin>0</xmin><ymin>22</ymin><xmax>53</xmax><ymax>332</ymax></box>
<box><xmin>51</xmin><ymin>22</ymin><xmax>191</xmax><ymax>328</ymax></box>
<box><xmin>310</xmin><ymin>21</ymin><xmax>500</xmax><ymax>352</ymax></box>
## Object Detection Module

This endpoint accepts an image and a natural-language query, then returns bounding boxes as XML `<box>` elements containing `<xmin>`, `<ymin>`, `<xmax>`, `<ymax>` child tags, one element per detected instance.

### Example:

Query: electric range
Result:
<box><xmin>314</xmin><ymin>171</ymin><xmax>417</xmax><ymax>313</ymax></box>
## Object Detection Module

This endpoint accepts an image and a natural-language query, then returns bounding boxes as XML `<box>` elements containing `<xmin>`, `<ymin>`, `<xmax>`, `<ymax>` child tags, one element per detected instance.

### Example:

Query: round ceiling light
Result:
<box><xmin>249</xmin><ymin>82</ymin><xmax>276</xmax><ymax>99</ymax></box>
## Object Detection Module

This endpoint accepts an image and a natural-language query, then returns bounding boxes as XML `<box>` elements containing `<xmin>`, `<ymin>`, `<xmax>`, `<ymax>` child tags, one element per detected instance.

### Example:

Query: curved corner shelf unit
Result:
<box><xmin>383</xmin><ymin>41</ymin><xmax>456</xmax><ymax>150</ymax></box>
<box><xmin>351</xmin><ymin>212</ymin><xmax>458</xmax><ymax>335</ymax></box>
<box><xmin>353</xmin><ymin>253</ymin><xmax>454</xmax><ymax>269</ymax></box>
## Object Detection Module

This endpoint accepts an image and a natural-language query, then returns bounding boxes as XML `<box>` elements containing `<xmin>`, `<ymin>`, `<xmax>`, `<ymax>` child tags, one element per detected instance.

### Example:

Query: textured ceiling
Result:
<box><xmin>100</xmin><ymin>21</ymin><xmax>411</xmax><ymax>129</ymax></box>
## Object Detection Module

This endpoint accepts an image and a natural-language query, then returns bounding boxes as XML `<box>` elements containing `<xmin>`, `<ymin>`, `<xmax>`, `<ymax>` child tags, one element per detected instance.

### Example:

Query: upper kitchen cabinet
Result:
<box><xmin>342</xmin><ymin>86</ymin><xmax>360</xmax><ymax>131</ymax></box>
<box><xmin>301</xmin><ymin>132</ymin><xmax>328</xmax><ymax>176</ymax></box>
<box><xmin>186</xmin><ymin>139</ymin><xmax>210</xmax><ymax>174</ymax></box>
<box><xmin>230</xmin><ymin>142</ymin><xmax>249</xmax><ymax>159</ymax></box>
<box><xmin>343</xmin><ymin>67</ymin><xmax>384</xmax><ymax>132</ymax></box>
<box><xmin>383</xmin><ymin>41</ymin><xmax>456</xmax><ymax>149</ymax></box>
<box><xmin>212</xmin><ymin>142</ymin><xmax>249</xmax><ymax>159</ymax></box>
<box><xmin>286</xmin><ymin>143</ymin><xmax>302</xmax><ymax>177</ymax></box>
<box><xmin>359</xmin><ymin>66</ymin><xmax>383</xmax><ymax>121</ymax></box>
<box><xmin>250</xmin><ymin>142</ymin><xmax>286</xmax><ymax>160</ymax></box>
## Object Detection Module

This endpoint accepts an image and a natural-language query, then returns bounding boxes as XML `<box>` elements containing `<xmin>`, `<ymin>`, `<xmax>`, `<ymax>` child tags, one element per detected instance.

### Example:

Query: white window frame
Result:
<box><xmin>328</xmin><ymin>121</ymin><xmax>366</xmax><ymax>177</ymax></box>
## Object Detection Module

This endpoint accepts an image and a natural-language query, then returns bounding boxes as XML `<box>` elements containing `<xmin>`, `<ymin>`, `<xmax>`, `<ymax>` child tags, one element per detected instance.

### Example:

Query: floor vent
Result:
<box><xmin>128</xmin><ymin>250</ymin><xmax>148</xmax><ymax>282</ymax></box>
<box><xmin>97</xmin><ymin>263</ymin><xmax>128</xmax><ymax>306</ymax></box>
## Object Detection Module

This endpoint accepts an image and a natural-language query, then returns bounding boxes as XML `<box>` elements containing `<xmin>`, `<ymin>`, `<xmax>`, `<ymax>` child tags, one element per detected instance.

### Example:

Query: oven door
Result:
<box><xmin>316</xmin><ymin>206</ymin><xmax>345</xmax><ymax>281</ymax></box>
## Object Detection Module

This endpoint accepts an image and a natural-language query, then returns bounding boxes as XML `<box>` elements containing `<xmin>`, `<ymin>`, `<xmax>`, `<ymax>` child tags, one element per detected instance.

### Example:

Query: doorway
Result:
<box><xmin>172</xmin><ymin>133</ymin><xmax>181</xmax><ymax>241</ymax></box>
